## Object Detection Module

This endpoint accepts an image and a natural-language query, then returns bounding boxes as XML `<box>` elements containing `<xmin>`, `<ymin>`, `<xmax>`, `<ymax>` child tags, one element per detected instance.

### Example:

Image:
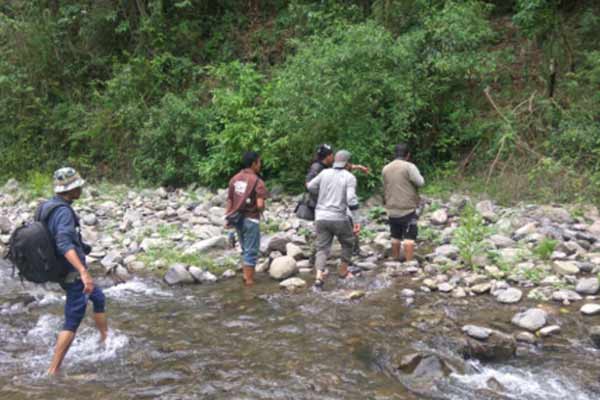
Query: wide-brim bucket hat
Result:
<box><xmin>53</xmin><ymin>167</ymin><xmax>85</xmax><ymax>194</ymax></box>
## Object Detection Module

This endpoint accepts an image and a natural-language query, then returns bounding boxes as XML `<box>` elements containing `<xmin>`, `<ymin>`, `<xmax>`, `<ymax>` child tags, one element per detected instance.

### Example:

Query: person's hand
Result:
<box><xmin>353</xmin><ymin>223</ymin><xmax>361</xmax><ymax>235</ymax></box>
<box><xmin>81</xmin><ymin>270</ymin><xmax>94</xmax><ymax>294</ymax></box>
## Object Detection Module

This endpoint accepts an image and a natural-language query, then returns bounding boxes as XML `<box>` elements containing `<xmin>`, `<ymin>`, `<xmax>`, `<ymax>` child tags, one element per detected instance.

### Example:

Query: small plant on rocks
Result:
<box><xmin>533</xmin><ymin>238</ymin><xmax>558</xmax><ymax>261</ymax></box>
<box><xmin>452</xmin><ymin>205</ymin><xmax>490</xmax><ymax>269</ymax></box>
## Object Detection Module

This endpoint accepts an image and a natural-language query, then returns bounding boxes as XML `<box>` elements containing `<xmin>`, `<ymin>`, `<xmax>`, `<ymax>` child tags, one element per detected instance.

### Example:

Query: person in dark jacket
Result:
<box><xmin>46</xmin><ymin>168</ymin><xmax>107</xmax><ymax>375</ymax></box>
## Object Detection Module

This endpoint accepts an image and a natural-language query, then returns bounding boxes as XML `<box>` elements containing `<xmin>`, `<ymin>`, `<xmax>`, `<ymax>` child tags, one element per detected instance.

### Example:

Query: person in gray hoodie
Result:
<box><xmin>307</xmin><ymin>150</ymin><xmax>361</xmax><ymax>287</ymax></box>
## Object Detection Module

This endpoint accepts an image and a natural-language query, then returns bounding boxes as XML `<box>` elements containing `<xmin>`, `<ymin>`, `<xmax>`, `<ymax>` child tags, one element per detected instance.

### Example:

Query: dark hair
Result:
<box><xmin>242</xmin><ymin>151</ymin><xmax>260</xmax><ymax>168</ymax></box>
<box><xmin>395</xmin><ymin>143</ymin><xmax>409</xmax><ymax>159</ymax></box>
<box><xmin>315</xmin><ymin>143</ymin><xmax>333</xmax><ymax>161</ymax></box>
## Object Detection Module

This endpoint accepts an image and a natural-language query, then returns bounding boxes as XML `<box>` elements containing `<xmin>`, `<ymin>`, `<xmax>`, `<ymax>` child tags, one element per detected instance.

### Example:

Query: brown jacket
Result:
<box><xmin>226</xmin><ymin>169</ymin><xmax>268</xmax><ymax>220</ymax></box>
<box><xmin>382</xmin><ymin>159</ymin><xmax>424</xmax><ymax>218</ymax></box>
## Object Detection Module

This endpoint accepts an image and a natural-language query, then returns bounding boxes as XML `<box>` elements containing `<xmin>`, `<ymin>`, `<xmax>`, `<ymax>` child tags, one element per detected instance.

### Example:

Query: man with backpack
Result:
<box><xmin>307</xmin><ymin>150</ymin><xmax>361</xmax><ymax>287</ymax></box>
<box><xmin>42</xmin><ymin>168</ymin><xmax>107</xmax><ymax>375</ymax></box>
<box><xmin>225</xmin><ymin>152</ymin><xmax>268</xmax><ymax>286</ymax></box>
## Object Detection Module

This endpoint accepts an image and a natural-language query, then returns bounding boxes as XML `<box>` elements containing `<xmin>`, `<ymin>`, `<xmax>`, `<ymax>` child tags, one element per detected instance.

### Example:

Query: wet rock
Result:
<box><xmin>267</xmin><ymin>233</ymin><xmax>290</xmax><ymax>253</ymax></box>
<box><xmin>539</xmin><ymin>325</ymin><xmax>560</xmax><ymax>337</ymax></box>
<box><xmin>511</xmin><ymin>308</ymin><xmax>547</xmax><ymax>331</ymax></box>
<box><xmin>580</xmin><ymin>303</ymin><xmax>600</xmax><ymax>316</ymax></box>
<box><xmin>471</xmin><ymin>282</ymin><xmax>492</xmax><ymax>294</ymax></box>
<box><xmin>552</xmin><ymin>289</ymin><xmax>582</xmax><ymax>303</ymax></box>
<box><xmin>189</xmin><ymin>267</ymin><xmax>217</xmax><ymax>283</ymax></box>
<box><xmin>285</xmin><ymin>243</ymin><xmax>305</xmax><ymax>260</ymax></box>
<box><xmin>589</xmin><ymin>326</ymin><xmax>600</xmax><ymax>348</ymax></box>
<box><xmin>461</xmin><ymin>329</ymin><xmax>516</xmax><ymax>362</ymax></box>
<box><xmin>269</xmin><ymin>256</ymin><xmax>297</xmax><ymax>280</ymax></box>
<box><xmin>183</xmin><ymin>236</ymin><xmax>228</xmax><ymax>255</ymax></box>
<box><xmin>347</xmin><ymin>290</ymin><xmax>366</xmax><ymax>300</ymax></box>
<box><xmin>0</xmin><ymin>216</ymin><xmax>12</xmax><ymax>234</ymax></box>
<box><xmin>516</xmin><ymin>331</ymin><xmax>537</xmax><ymax>344</ymax></box>
<box><xmin>496</xmin><ymin>287</ymin><xmax>523</xmax><ymax>304</ymax></box>
<box><xmin>395</xmin><ymin>352</ymin><xmax>422</xmax><ymax>372</ymax></box>
<box><xmin>576</xmin><ymin>277</ymin><xmax>600</xmax><ymax>295</ymax></box>
<box><xmin>411</xmin><ymin>355</ymin><xmax>450</xmax><ymax>380</ymax></box>
<box><xmin>280</xmin><ymin>277</ymin><xmax>306</xmax><ymax>290</ymax></box>
<box><xmin>553</xmin><ymin>261</ymin><xmax>580</xmax><ymax>276</ymax></box>
<box><xmin>462</xmin><ymin>325</ymin><xmax>492</xmax><ymax>340</ymax></box>
<box><xmin>221</xmin><ymin>269</ymin><xmax>236</xmax><ymax>279</ymax></box>
<box><xmin>435</xmin><ymin>245</ymin><xmax>459</xmax><ymax>259</ymax></box>
<box><xmin>430</xmin><ymin>209</ymin><xmax>448</xmax><ymax>225</ymax></box>
<box><xmin>164</xmin><ymin>263</ymin><xmax>195</xmax><ymax>285</ymax></box>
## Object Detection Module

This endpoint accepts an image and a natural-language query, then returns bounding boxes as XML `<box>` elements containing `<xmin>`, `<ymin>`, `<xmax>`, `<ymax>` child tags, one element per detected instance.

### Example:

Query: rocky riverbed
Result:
<box><xmin>2</xmin><ymin>178</ymin><xmax>600</xmax><ymax>399</ymax></box>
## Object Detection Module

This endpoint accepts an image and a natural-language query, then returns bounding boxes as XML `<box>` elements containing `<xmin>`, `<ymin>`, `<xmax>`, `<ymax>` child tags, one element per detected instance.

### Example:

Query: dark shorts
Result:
<box><xmin>389</xmin><ymin>212</ymin><xmax>418</xmax><ymax>241</ymax></box>
<box><xmin>61</xmin><ymin>280</ymin><xmax>106</xmax><ymax>332</ymax></box>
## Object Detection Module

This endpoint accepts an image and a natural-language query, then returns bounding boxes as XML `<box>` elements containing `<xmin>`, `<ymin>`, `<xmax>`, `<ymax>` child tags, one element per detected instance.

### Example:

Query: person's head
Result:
<box><xmin>315</xmin><ymin>144</ymin><xmax>334</xmax><ymax>166</ymax></box>
<box><xmin>333</xmin><ymin>150</ymin><xmax>352</xmax><ymax>170</ymax></box>
<box><xmin>395</xmin><ymin>143</ymin><xmax>410</xmax><ymax>160</ymax></box>
<box><xmin>242</xmin><ymin>151</ymin><xmax>262</xmax><ymax>173</ymax></box>
<box><xmin>53</xmin><ymin>167</ymin><xmax>85</xmax><ymax>201</ymax></box>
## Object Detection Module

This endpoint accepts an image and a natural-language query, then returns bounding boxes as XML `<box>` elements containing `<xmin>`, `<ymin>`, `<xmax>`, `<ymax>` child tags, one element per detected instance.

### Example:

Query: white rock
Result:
<box><xmin>279</xmin><ymin>277</ymin><xmax>306</xmax><ymax>290</ymax></box>
<box><xmin>269</xmin><ymin>256</ymin><xmax>297</xmax><ymax>280</ymax></box>
<box><xmin>496</xmin><ymin>287</ymin><xmax>523</xmax><ymax>304</ymax></box>
<box><xmin>581</xmin><ymin>303</ymin><xmax>600</xmax><ymax>316</ymax></box>
<box><xmin>430</xmin><ymin>209</ymin><xmax>449</xmax><ymax>225</ymax></box>
<box><xmin>435</xmin><ymin>245</ymin><xmax>459</xmax><ymax>259</ymax></box>
<box><xmin>539</xmin><ymin>325</ymin><xmax>560</xmax><ymax>337</ymax></box>
<box><xmin>511</xmin><ymin>308</ymin><xmax>547</xmax><ymax>331</ymax></box>
<box><xmin>553</xmin><ymin>261</ymin><xmax>580</xmax><ymax>276</ymax></box>
<box><xmin>576</xmin><ymin>277</ymin><xmax>600</xmax><ymax>295</ymax></box>
<box><xmin>462</xmin><ymin>325</ymin><xmax>492</xmax><ymax>340</ymax></box>
<box><xmin>285</xmin><ymin>243</ymin><xmax>305</xmax><ymax>260</ymax></box>
<box><xmin>183</xmin><ymin>236</ymin><xmax>228</xmax><ymax>255</ymax></box>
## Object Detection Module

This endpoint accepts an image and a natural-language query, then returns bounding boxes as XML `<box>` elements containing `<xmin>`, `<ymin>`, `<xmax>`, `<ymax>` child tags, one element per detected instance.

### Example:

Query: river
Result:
<box><xmin>1</xmin><ymin>259</ymin><xmax>599</xmax><ymax>399</ymax></box>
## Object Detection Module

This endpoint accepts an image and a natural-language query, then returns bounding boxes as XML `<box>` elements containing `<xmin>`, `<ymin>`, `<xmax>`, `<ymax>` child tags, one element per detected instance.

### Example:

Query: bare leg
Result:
<box><xmin>403</xmin><ymin>240</ymin><xmax>415</xmax><ymax>262</ymax></box>
<box><xmin>48</xmin><ymin>330</ymin><xmax>75</xmax><ymax>375</ymax></box>
<box><xmin>391</xmin><ymin>239</ymin><xmax>401</xmax><ymax>260</ymax></box>
<box><xmin>93</xmin><ymin>312</ymin><xmax>108</xmax><ymax>343</ymax></box>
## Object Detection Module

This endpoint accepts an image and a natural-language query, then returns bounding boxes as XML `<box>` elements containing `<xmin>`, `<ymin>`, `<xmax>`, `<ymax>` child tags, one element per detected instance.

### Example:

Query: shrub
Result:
<box><xmin>452</xmin><ymin>205</ymin><xmax>491</xmax><ymax>268</ymax></box>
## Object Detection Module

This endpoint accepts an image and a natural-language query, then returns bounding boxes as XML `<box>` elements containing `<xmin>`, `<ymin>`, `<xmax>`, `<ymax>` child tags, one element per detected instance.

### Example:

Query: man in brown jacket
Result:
<box><xmin>382</xmin><ymin>144</ymin><xmax>424</xmax><ymax>262</ymax></box>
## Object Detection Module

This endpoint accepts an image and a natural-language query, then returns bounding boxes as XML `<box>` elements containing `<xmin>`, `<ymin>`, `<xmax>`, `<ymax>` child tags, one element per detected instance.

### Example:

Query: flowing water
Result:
<box><xmin>1</xmin><ymin>260</ymin><xmax>599</xmax><ymax>400</ymax></box>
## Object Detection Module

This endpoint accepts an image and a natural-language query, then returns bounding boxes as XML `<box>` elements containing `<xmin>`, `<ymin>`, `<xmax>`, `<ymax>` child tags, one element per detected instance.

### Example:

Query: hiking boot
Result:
<box><xmin>242</xmin><ymin>266</ymin><xmax>255</xmax><ymax>286</ymax></box>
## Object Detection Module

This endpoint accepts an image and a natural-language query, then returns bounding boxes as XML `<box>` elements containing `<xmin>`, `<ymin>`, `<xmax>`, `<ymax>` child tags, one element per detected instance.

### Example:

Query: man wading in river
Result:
<box><xmin>382</xmin><ymin>144</ymin><xmax>424</xmax><ymax>262</ymax></box>
<box><xmin>45</xmin><ymin>168</ymin><xmax>108</xmax><ymax>375</ymax></box>
<box><xmin>304</xmin><ymin>144</ymin><xmax>368</xmax><ymax>256</ymax></box>
<box><xmin>307</xmin><ymin>150</ymin><xmax>361</xmax><ymax>287</ymax></box>
<box><xmin>225</xmin><ymin>152</ymin><xmax>268</xmax><ymax>286</ymax></box>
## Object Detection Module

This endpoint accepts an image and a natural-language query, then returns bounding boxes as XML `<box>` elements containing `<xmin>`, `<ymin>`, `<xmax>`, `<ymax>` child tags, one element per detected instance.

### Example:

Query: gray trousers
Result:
<box><xmin>314</xmin><ymin>219</ymin><xmax>354</xmax><ymax>272</ymax></box>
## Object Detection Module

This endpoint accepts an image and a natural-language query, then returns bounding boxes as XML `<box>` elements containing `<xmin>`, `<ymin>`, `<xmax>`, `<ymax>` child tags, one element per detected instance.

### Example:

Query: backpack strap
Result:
<box><xmin>36</xmin><ymin>201</ymin><xmax>78</xmax><ymax>227</ymax></box>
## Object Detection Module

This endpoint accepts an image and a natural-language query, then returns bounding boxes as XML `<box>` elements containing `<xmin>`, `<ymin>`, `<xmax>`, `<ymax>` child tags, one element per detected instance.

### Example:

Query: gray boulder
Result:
<box><xmin>552</xmin><ymin>289</ymin><xmax>582</xmax><ymax>303</ymax></box>
<box><xmin>164</xmin><ymin>263</ymin><xmax>195</xmax><ymax>285</ymax></box>
<box><xmin>189</xmin><ymin>267</ymin><xmax>217</xmax><ymax>283</ymax></box>
<box><xmin>496</xmin><ymin>287</ymin><xmax>523</xmax><ymax>304</ymax></box>
<box><xmin>580</xmin><ymin>303</ymin><xmax>600</xmax><ymax>316</ymax></box>
<box><xmin>435</xmin><ymin>245</ymin><xmax>459</xmax><ymax>259</ymax></box>
<box><xmin>511</xmin><ymin>308</ymin><xmax>547</xmax><ymax>331</ymax></box>
<box><xmin>430</xmin><ymin>209</ymin><xmax>449</xmax><ymax>225</ymax></box>
<box><xmin>576</xmin><ymin>277</ymin><xmax>600</xmax><ymax>295</ymax></box>
<box><xmin>589</xmin><ymin>326</ymin><xmax>600</xmax><ymax>348</ymax></box>
<box><xmin>0</xmin><ymin>216</ymin><xmax>12</xmax><ymax>234</ymax></box>
<box><xmin>285</xmin><ymin>243</ymin><xmax>305</xmax><ymax>260</ymax></box>
<box><xmin>267</xmin><ymin>233</ymin><xmax>290</xmax><ymax>254</ymax></box>
<box><xmin>553</xmin><ymin>261</ymin><xmax>580</xmax><ymax>276</ymax></box>
<box><xmin>183</xmin><ymin>236</ymin><xmax>227</xmax><ymax>255</ymax></box>
<box><xmin>269</xmin><ymin>256</ymin><xmax>297</xmax><ymax>280</ymax></box>
<box><xmin>461</xmin><ymin>329</ymin><xmax>516</xmax><ymax>362</ymax></box>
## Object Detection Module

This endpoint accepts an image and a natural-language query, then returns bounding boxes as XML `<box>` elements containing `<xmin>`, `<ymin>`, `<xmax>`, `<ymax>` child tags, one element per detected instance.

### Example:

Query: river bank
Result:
<box><xmin>1</xmin><ymin>179</ymin><xmax>600</xmax><ymax>399</ymax></box>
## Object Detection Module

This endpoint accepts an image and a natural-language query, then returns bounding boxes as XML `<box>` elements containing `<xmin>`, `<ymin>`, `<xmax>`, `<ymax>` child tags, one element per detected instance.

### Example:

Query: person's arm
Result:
<box><xmin>255</xmin><ymin>179</ymin><xmax>268</xmax><ymax>212</ymax></box>
<box><xmin>409</xmin><ymin>164</ymin><xmax>425</xmax><ymax>187</ymax></box>
<box><xmin>305</xmin><ymin>163</ymin><xmax>322</xmax><ymax>188</ymax></box>
<box><xmin>346</xmin><ymin>175</ymin><xmax>360</xmax><ymax>232</ymax></box>
<box><xmin>54</xmin><ymin>209</ymin><xmax>94</xmax><ymax>294</ymax></box>
<box><xmin>351</xmin><ymin>164</ymin><xmax>370</xmax><ymax>174</ymax></box>
<box><xmin>306</xmin><ymin>173</ymin><xmax>322</xmax><ymax>194</ymax></box>
<box><xmin>225</xmin><ymin>180</ymin><xmax>234</xmax><ymax>215</ymax></box>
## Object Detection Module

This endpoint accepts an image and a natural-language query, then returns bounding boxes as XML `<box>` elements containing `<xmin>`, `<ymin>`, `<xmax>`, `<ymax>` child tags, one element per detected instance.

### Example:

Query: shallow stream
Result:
<box><xmin>1</xmin><ymin>260</ymin><xmax>599</xmax><ymax>400</ymax></box>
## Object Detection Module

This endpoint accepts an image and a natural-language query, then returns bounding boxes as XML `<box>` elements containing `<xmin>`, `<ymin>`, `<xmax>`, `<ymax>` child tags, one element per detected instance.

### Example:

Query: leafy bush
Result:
<box><xmin>533</xmin><ymin>238</ymin><xmax>558</xmax><ymax>261</ymax></box>
<box><xmin>452</xmin><ymin>205</ymin><xmax>491</xmax><ymax>268</ymax></box>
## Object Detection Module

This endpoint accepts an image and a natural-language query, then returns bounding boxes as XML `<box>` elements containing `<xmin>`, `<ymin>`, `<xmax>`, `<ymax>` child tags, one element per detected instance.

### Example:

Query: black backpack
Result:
<box><xmin>4</xmin><ymin>202</ymin><xmax>71</xmax><ymax>283</ymax></box>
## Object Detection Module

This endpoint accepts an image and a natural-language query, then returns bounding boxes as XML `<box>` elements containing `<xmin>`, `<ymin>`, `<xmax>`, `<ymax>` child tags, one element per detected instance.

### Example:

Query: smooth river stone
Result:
<box><xmin>580</xmin><ymin>304</ymin><xmax>600</xmax><ymax>316</ymax></box>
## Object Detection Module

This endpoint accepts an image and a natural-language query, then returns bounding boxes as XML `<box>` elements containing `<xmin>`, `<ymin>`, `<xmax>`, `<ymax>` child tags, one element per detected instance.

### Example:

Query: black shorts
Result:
<box><xmin>389</xmin><ymin>212</ymin><xmax>418</xmax><ymax>241</ymax></box>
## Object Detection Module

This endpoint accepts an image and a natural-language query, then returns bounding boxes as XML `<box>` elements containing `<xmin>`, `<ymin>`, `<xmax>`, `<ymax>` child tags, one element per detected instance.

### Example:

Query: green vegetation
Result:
<box><xmin>533</xmin><ymin>238</ymin><xmax>558</xmax><ymax>261</ymax></box>
<box><xmin>138</xmin><ymin>246</ymin><xmax>227</xmax><ymax>275</ymax></box>
<box><xmin>452</xmin><ymin>205</ymin><xmax>491</xmax><ymax>268</ymax></box>
<box><xmin>1</xmin><ymin>1</ymin><xmax>600</xmax><ymax>204</ymax></box>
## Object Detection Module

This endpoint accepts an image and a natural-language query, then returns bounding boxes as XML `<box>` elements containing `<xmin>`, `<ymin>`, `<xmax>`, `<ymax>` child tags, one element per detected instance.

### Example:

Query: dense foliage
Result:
<box><xmin>1</xmin><ymin>1</ymin><xmax>599</xmax><ymax>202</ymax></box>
